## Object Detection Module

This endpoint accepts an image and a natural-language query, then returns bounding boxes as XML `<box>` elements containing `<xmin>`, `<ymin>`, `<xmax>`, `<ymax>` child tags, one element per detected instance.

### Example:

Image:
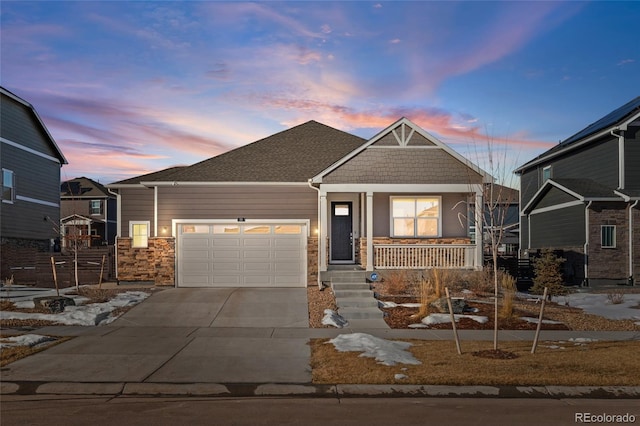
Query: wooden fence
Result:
<box><xmin>6</xmin><ymin>246</ymin><xmax>115</xmax><ymax>288</ymax></box>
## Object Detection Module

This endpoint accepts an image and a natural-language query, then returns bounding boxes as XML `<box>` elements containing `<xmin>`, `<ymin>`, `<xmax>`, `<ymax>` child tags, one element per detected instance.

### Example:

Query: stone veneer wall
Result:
<box><xmin>117</xmin><ymin>237</ymin><xmax>175</xmax><ymax>286</ymax></box>
<box><xmin>358</xmin><ymin>237</ymin><xmax>471</xmax><ymax>270</ymax></box>
<box><xmin>587</xmin><ymin>204</ymin><xmax>628</xmax><ymax>281</ymax></box>
<box><xmin>307</xmin><ymin>237</ymin><xmax>318</xmax><ymax>286</ymax></box>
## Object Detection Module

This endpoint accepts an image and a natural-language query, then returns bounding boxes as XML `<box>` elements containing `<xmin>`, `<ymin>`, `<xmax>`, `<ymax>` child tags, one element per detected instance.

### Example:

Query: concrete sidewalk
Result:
<box><xmin>1</xmin><ymin>287</ymin><xmax>639</xmax><ymax>399</ymax></box>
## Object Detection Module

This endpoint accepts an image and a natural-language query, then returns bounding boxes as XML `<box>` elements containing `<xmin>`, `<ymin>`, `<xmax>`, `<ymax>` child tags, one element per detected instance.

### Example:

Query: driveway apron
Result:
<box><xmin>1</xmin><ymin>288</ymin><xmax>313</xmax><ymax>384</ymax></box>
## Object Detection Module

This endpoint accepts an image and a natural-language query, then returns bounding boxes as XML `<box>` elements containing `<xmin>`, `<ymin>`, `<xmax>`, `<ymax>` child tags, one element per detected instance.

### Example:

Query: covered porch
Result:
<box><xmin>316</xmin><ymin>184</ymin><xmax>484</xmax><ymax>279</ymax></box>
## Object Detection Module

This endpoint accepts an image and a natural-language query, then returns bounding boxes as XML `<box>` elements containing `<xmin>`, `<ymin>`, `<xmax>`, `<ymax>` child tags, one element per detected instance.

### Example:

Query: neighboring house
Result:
<box><xmin>472</xmin><ymin>184</ymin><xmax>520</xmax><ymax>257</ymax></box>
<box><xmin>107</xmin><ymin>118</ymin><xmax>490</xmax><ymax>287</ymax></box>
<box><xmin>60</xmin><ymin>177</ymin><xmax>117</xmax><ymax>248</ymax></box>
<box><xmin>515</xmin><ymin>97</ymin><xmax>640</xmax><ymax>287</ymax></box>
<box><xmin>0</xmin><ymin>86</ymin><xmax>67</xmax><ymax>279</ymax></box>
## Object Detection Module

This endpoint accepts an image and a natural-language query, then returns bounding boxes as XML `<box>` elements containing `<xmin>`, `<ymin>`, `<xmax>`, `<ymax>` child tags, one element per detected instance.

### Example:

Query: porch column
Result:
<box><xmin>474</xmin><ymin>189</ymin><xmax>483</xmax><ymax>270</ymax></box>
<box><xmin>366</xmin><ymin>192</ymin><xmax>374</xmax><ymax>271</ymax></box>
<box><xmin>319</xmin><ymin>192</ymin><xmax>328</xmax><ymax>273</ymax></box>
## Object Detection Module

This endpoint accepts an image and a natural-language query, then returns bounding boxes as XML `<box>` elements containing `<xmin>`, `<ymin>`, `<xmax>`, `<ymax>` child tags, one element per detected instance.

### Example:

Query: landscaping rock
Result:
<box><xmin>33</xmin><ymin>296</ymin><xmax>76</xmax><ymax>314</ymax></box>
<box><xmin>430</xmin><ymin>297</ymin><xmax>467</xmax><ymax>314</ymax></box>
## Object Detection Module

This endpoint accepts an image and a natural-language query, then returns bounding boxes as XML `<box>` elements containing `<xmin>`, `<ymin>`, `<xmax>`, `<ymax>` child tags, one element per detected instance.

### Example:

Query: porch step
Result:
<box><xmin>331</xmin><ymin>276</ymin><xmax>387</xmax><ymax>325</ymax></box>
<box><xmin>322</xmin><ymin>270</ymin><xmax>367</xmax><ymax>283</ymax></box>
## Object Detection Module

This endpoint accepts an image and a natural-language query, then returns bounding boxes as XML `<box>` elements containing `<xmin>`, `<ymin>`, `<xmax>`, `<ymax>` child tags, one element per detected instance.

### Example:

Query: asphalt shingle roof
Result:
<box><xmin>551</xmin><ymin>178</ymin><xmax>618</xmax><ymax>198</ymax></box>
<box><xmin>115</xmin><ymin>120</ymin><xmax>366</xmax><ymax>184</ymax></box>
<box><xmin>61</xmin><ymin>177</ymin><xmax>111</xmax><ymax>197</ymax></box>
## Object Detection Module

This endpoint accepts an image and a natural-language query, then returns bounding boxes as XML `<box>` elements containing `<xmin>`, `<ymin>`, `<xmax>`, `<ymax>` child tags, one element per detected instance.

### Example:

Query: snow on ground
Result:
<box><xmin>559</xmin><ymin>292</ymin><xmax>640</xmax><ymax>322</ymax></box>
<box><xmin>520</xmin><ymin>317</ymin><xmax>564</xmax><ymax>325</ymax></box>
<box><xmin>321</xmin><ymin>309</ymin><xmax>349</xmax><ymax>328</ymax></box>
<box><xmin>421</xmin><ymin>313</ymin><xmax>488</xmax><ymax>325</ymax></box>
<box><xmin>0</xmin><ymin>291</ymin><xmax>150</xmax><ymax>326</ymax></box>
<box><xmin>327</xmin><ymin>333</ymin><xmax>421</xmax><ymax>366</ymax></box>
<box><xmin>0</xmin><ymin>334</ymin><xmax>57</xmax><ymax>349</ymax></box>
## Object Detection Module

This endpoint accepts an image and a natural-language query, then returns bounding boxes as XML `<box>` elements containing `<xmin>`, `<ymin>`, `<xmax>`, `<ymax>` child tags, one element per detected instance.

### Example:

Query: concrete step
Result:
<box><xmin>331</xmin><ymin>282</ymin><xmax>371</xmax><ymax>291</ymax></box>
<box><xmin>333</xmin><ymin>289</ymin><xmax>375</xmax><ymax>299</ymax></box>
<box><xmin>338</xmin><ymin>306</ymin><xmax>384</xmax><ymax>320</ymax></box>
<box><xmin>335</xmin><ymin>296</ymin><xmax>379</xmax><ymax>308</ymax></box>
<box><xmin>328</xmin><ymin>271</ymin><xmax>367</xmax><ymax>283</ymax></box>
<box><xmin>343</xmin><ymin>318</ymin><xmax>390</xmax><ymax>329</ymax></box>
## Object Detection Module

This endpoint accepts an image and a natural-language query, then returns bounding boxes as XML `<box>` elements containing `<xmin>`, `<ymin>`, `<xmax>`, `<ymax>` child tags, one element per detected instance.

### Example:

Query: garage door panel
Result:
<box><xmin>178</xmin><ymin>222</ymin><xmax>306</xmax><ymax>288</ymax></box>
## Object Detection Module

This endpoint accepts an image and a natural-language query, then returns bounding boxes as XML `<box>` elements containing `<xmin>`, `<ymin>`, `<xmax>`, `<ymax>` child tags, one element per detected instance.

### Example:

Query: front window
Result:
<box><xmin>391</xmin><ymin>196</ymin><xmax>441</xmax><ymax>237</ymax></box>
<box><xmin>601</xmin><ymin>225</ymin><xmax>616</xmax><ymax>248</ymax></box>
<box><xmin>130</xmin><ymin>221</ymin><xmax>150</xmax><ymax>248</ymax></box>
<box><xmin>2</xmin><ymin>169</ymin><xmax>15</xmax><ymax>203</ymax></box>
<box><xmin>90</xmin><ymin>200</ymin><xmax>102</xmax><ymax>215</ymax></box>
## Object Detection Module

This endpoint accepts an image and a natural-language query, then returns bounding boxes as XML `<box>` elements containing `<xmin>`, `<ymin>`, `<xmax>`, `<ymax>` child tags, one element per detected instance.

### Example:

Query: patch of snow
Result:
<box><xmin>421</xmin><ymin>313</ymin><xmax>488</xmax><ymax>325</ymax></box>
<box><xmin>394</xmin><ymin>374</ymin><xmax>408</xmax><ymax>380</ymax></box>
<box><xmin>379</xmin><ymin>301</ymin><xmax>422</xmax><ymax>308</ymax></box>
<box><xmin>569</xmin><ymin>337</ymin><xmax>598</xmax><ymax>343</ymax></box>
<box><xmin>557</xmin><ymin>293</ymin><xmax>640</xmax><ymax>320</ymax></box>
<box><xmin>327</xmin><ymin>333</ymin><xmax>421</xmax><ymax>366</ymax></box>
<box><xmin>0</xmin><ymin>291</ymin><xmax>150</xmax><ymax>326</ymax></box>
<box><xmin>408</xmin><ymin>323</ymin><xmax>427</xmax><ymax>329</ymax></box>
<box><xmin>520</xmin><ymin>317</ymin><xmax>564</xmax><ymax>325</ymax></box>
<box><xmin>0</xmin><ymin>334</ymin><xmax>56</xmax><ymax>349</ymax></box>
<box><xmin>321</xmin><ymin>309</ymin><xmax>348</xmax><ymax>328</ymax></box>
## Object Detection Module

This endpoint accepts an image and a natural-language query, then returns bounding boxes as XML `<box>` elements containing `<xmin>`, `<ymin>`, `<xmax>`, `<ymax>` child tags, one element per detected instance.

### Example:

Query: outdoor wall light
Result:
<box><xmin>162</xmin><ymin>226</ymin><xmax>168</xmax><ymax>234</ymax></box>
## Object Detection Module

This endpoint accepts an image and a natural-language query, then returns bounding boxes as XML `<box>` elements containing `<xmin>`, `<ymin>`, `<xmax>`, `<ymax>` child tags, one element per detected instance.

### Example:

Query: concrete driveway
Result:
<box><xmin>1</xmin><ymin>287</ymin><xmax>315</xmax><ymax>385</ymax></box>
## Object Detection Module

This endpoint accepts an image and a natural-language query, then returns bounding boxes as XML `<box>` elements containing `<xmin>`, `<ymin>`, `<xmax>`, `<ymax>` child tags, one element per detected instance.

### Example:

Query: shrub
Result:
<box><xmin>531</xmin><ymin>249</ymin><xmax>567</xmax><ymax>298</ymax></box>
<box><xmin>607</xmin><ymin>290</ymin><xmax>625</xmax><ymax>305</ymax></box>
<box><xmin>499</xmin><ymin>273</ymin><xmax>517</xmax><ymax>319</ymax></box>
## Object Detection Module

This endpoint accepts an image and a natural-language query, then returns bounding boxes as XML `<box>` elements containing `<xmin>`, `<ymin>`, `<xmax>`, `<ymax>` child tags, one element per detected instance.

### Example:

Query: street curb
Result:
<box><xmin>3</xmin><ymin>382</ymin><xmax>639</xmax><ymax>399</ymax></box>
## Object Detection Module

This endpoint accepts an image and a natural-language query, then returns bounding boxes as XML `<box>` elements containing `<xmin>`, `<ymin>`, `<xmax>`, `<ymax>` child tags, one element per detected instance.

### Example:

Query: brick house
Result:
<box><xmin>515</xmin><ymin>97</ymin><xmax>640</xmax><ymax>287</ymax></box>
<box><xmin>107</xmin><ymin>118</ymin><xmax>490</xmax><ymax>287</ymax></box>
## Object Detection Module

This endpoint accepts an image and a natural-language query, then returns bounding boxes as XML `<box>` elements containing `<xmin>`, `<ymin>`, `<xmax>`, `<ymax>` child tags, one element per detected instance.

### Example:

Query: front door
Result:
<box><xmin>330</xmin><ymin>202</ymin><xmax>353</xmax><ymax>263</ymax></box>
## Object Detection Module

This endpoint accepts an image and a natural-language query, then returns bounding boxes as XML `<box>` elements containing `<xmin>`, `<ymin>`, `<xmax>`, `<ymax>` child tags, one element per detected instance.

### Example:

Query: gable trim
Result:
<box><xmin>1</xmin><ymin>137</ymin><xmax>62</xmax><ymax>164</ymax></box>
<box><xmin>529</xmin><ymin>200</ymin><xmax>584</xmax><ymax>215</ymax></box>
<box><xmin>311</xmin><ymin>117</ymin><xmax>491</xmax><ymax>184</ymax></box>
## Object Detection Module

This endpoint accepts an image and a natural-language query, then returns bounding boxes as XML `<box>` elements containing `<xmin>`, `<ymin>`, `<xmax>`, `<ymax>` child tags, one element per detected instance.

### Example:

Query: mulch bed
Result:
<box><xmin>379</xmin><ymin>295</ymin><xmax>570</xmax><ymax>330</ymax></box>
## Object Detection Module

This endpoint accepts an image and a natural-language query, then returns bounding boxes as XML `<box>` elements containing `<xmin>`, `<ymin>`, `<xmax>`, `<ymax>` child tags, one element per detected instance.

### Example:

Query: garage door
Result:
<box><xmin>177</xmin><ymin>222</ymin><xmax>307</xmax><ymax>287</ymax></box>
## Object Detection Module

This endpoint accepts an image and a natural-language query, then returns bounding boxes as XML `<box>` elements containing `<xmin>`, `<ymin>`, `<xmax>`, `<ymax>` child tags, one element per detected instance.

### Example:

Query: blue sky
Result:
<box><xmin>1</xmin><ymin>1</ymin><xmax>638</xmax><ymax>185</ymax></box>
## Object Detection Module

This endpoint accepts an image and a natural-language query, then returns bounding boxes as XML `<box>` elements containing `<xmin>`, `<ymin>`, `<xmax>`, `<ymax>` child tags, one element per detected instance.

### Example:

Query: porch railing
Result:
<box><xmin>373</xmin><ymin>244</ymin><xmax>476</xmax><ymax>269</ymax></box>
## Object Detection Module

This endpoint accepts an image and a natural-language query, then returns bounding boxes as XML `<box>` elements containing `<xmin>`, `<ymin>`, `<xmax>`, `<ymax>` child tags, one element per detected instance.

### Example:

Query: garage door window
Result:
<box><xmin>213</xmin><ymin>224</ymin><xmax>240</xmax><ymax>234</ymax></box>
<box><xmin>183</xmin><ymin>224</ymin><xmax>209</xmax><ymax>234</ymax></box>
<box><xmin>244</xmin><ymin>225</ymin><xmax>271</xmax><ymax>234</ymax></box>
<box><xmin>275</xmin><ymin>225</ymin><xmax>302</xmax><ymax>234</ymax></box>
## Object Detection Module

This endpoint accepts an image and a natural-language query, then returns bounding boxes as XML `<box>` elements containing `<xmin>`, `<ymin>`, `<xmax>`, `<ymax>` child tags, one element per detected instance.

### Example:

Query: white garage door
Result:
<box><xmin>177</xmin><ymin>222</ymin><xmax>307</xmax><ymax>287</ymax></box>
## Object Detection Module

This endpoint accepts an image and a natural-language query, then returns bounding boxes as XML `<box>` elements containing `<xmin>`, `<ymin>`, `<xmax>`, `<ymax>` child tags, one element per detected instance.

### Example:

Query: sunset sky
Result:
<box><xmin>2</xmin><ymin>1</ymin><xmax>638</xmax><ymax>185</ymax></box>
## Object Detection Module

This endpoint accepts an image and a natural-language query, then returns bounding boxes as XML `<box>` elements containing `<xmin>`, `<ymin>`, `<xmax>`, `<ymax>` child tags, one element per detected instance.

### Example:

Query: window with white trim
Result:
<box><xmin>391</xmin><ymin>196</ymin><xmax>441</xmax><ymax>237</ymax></box>
<box><xmin>542</xmin><ymin>165</ymin><xmax>552</xmax><ymax>182</ymax></box>
<box><xmin>90</xmin><ymin>200</ymin><xmax>102</xmax><ymax>215</ymax></box>
<box><xmin>601</xmin><ymin>225</ymin><xmax>616</xmax><ymax>248</ymax></box>
<box><xmin>2</xmin><ymin>169</ymin><xmax>15</xmax><ymax>203</ymax></box>
<box><xmin>130</xmin><ymin>221</ymin><xmax>150</xmax><ymax>248</ymax></box>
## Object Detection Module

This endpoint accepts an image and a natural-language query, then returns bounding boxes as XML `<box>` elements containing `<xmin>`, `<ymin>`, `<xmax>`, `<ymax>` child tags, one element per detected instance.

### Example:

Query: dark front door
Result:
<box><xmin>331</xmin><ymin>202</ymin><xmax>353</xmax><ymax>262</ymax></box>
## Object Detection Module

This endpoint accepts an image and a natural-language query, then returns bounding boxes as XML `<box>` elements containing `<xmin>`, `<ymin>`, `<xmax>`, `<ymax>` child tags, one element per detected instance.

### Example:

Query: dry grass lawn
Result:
<box><xmin>310</xmin><ymin>339</ymin><xmax>640</xmax><ymax>386</ymax></box>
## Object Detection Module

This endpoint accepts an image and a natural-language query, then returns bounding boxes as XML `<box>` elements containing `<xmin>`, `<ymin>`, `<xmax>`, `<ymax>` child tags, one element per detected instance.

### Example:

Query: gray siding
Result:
<box><xmin>372</xmin><ymin>193</ymin><xmax>469</xmax><ymax>238</ymax></box>
<box><xmin>624</xmin><ymin>126</ymin><xmax>640</xmax><ymax>189</ymax></box>
<box><xmin>535</xmin><ymin>186</ymin><xmax>578</xmax><ymax>210</ymax></box>
<box><xmin>530</xmin><ymin>204</ymin><xmax>585</xmax><ymax>248</ymax></box>
<box><xmin>1</xmin><ymin>96</ymin><xmax>58</xmax><ymax>157</ymax></box>
<box><xmin>324</xmin><ymin>148</ymin><xmax>483</xmax><ymax>184</ymax></box>
<box><xmin>0</xmin><ymin>141</ymin><xmax>61</xmax><ymax>241</ymax></box>
<box><xmin>548</xmin><ymin>137</ymin><xmax>619</xmax><ymax>189</ymax></box>
<box><xmin>119</xmin><ymin>187</ymin><xmax>155</xmax><ymax>237</ymax></box>
<box><xmin>156</xmin><ymin>185</ymin><xmax>318</xmax><ymax>233</ymax></box>
<box><xmin>520</xmin><ymin>171</ymin><xmax>539</xmax><ymax>211</ymax></box>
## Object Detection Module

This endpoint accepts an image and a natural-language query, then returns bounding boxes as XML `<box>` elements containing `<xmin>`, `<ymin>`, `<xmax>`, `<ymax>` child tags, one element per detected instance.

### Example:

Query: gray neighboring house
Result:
<box><xmin>515</xmin><ymin>96</ymin><xmax>640</xmax><ymax>287</ymax></box>
<box><xmin>60</xmin><ymin>177</ymin><xmax>117</xmax><ymax>248</ymax></box>
<box><xmin>108</xmin><ymin>118</ymin><xmax>490</xmax><ymax>287</ymax></box>
<box><xmin>1</xmin><ymin>86</ymin><xmax>68</xmax><ymax>279</ymax></box>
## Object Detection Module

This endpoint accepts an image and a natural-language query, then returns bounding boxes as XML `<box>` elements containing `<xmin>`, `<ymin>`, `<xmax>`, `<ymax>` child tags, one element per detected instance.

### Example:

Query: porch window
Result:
<box><xmin>90</xmin><ymin>199</ymin><xmax>102</xmax><ymax>215</ymax></box>
<box><xmin>2</xmin><ymin>169</ymin><xmax>15</xmax><ymax>203</ymax></box>
<box><xmin>391</xmin><ymin>196</ymin><xmax>441</xmax><ymax>237</ymax></box>
<box><xmin>601</xmin><ymin>225</ymin><xmax>616</xmax><ymax>248</ymax></box>
<box><xmin>130</xmin><ymin>221</ymin><xmax>150</xmax><ymax>248</ymax></box>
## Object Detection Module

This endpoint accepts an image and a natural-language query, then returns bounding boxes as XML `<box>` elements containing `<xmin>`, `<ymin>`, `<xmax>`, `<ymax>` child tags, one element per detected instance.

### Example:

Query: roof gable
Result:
<box><xmin>61</xmin><ymin>177</ymin><xmax>111</xmax><ymax>198</ymax></box>
<box><xmin>312</xmin><ymin>117</ymin><xmax>491</xmax><ymax>184</ymax></box>
<box><xmin>0</xmin><ymin>86</ymin><xmax>67</xmax><ymax>165</ymax></box>
<box><xmin>516</xmin><ymin>96</ymin><xmax>640</xmax><ymax>174</ymax></box>
<box><xmin>522</xmin><ymin>178</ymin><xmax>620</xmax><ymax>213</ymax></box>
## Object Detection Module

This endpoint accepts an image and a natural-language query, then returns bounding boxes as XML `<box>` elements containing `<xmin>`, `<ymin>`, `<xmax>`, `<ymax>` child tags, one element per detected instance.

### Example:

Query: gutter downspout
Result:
<box><xmin>107</xmin><ymin>188</ymin><xmax>121</xmax><ymax>280</ymax></box>
<box><xmin>307</xmin><ymin>180</ymin><xmax>322</xmax><ymax>288</ymax></box>
<box><xmin>583</xmin><ymin>201</ymin><xmax>593</xmax><ymax>287</ymax></box>
<box><xmin>630</xmin><ymin>200</ymin><xmax>639</xmax><ymax>285</ymax></box>
<box><xmin>611</xmin><ymin>129</ymin><xmax>624</xmax><ymax>189</ymax></box>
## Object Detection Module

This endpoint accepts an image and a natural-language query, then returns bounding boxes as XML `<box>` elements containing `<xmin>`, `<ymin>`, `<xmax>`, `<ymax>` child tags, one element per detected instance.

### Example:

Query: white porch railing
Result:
<box><xmin>373</xmin><ymin>244</ymin><xmax>476</xmax><ymax>269</ymax></box>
